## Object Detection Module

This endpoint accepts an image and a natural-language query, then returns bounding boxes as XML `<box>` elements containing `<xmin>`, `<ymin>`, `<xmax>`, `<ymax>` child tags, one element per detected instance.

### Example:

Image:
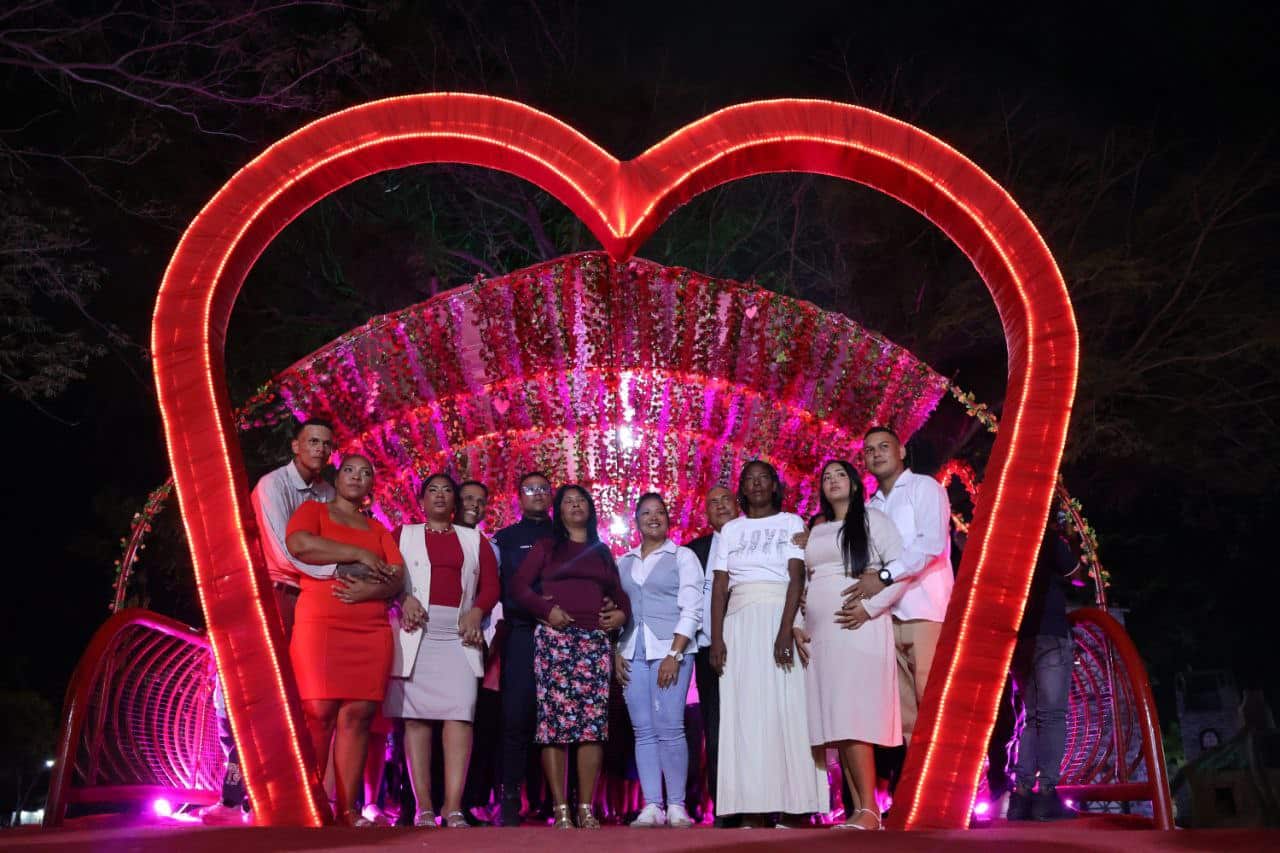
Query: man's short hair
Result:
<box><xmin>458</xmin><ymin>479</ymin><xmax>489</xmax><ymax>496</ymax></box>
<box><xmin>294</xmin><ymin>416</ymin><xmax>334</xmax><ymax>439</ymax></box>
<box><xmin>518</xmin><ymin>470</ymin><xmax>551</xmax><ymax>489</ymax></box>
<box><xmin>862</xmin><ymin>425</ymin><xmax>900</xmax><ymax>444</ymax></box>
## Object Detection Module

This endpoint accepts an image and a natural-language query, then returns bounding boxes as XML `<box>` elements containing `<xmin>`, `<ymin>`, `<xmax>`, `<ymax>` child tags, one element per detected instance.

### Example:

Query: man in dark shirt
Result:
<box><xmin>492</xmin><ymin>472</ymin><xmax>556</xmax><ymax>826</ymax></box>
<box><xmin>684</xmin><ymin>485</ymin><xmax>738</xmax><ymax>827</ymax></box>
<box><xmin>456</xmin><ymin>480</ymin><xmax>501</xmax><ymax>824</ymax></box>
<box><xmin>1007</xmin><ymin>519</ymin><xmax>1080</xmax><ymax>822</ymax></box>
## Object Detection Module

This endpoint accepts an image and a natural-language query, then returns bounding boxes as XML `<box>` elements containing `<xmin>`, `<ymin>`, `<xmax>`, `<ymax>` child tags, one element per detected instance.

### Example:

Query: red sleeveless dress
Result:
<box><xmin>286</xmin><ymin>501</ymin><xmax>402</xmax><ymax>701</ymax></box>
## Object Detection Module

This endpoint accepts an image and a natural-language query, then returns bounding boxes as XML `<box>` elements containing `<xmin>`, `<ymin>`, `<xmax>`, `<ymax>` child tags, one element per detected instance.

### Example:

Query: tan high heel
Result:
<box><xmin>552</xmin><ymin>803</ymin><xmax>574</xmax><ymax>829</ymax></box>
<box><xmin>576</xmin><ymin>803</ymin><xmax>600</xmax><ymax>829</ymax></box>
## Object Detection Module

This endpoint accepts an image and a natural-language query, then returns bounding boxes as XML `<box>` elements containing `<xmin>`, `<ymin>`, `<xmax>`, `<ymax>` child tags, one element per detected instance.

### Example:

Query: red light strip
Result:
<box><xmin>152</xmin><ymin>93</ymin><xmax>1077</xmax><ymax>827</ymax></box>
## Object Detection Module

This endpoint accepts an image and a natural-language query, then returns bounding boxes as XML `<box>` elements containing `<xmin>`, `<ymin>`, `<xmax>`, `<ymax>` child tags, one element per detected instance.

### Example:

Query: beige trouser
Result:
<box><xmin>894</xmin><ymin>618</ymin><xmax>943</xmax><ymax>744</ymax></box>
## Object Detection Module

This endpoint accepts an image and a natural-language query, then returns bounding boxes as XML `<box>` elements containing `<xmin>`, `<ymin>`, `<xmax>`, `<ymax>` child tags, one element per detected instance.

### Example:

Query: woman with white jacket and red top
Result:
<box><xmin>384</xmin><ymin>473</ymin><xmax>499</xmax><ymax>829</ymax></box>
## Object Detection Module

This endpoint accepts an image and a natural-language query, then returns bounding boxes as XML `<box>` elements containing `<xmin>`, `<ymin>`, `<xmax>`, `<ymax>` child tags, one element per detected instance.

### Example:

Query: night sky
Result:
<box><xmin>3</xmin><ymin>1</ymin><xmax>1276</xmax><ymax>762</ymax></box>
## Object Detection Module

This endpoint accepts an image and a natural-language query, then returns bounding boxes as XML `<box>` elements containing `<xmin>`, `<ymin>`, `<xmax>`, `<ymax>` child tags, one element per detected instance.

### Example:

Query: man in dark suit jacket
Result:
<box><xmin>685</xmin><ymin>485</ymin><xmax>738</xmax><ymax>827</ymax></box>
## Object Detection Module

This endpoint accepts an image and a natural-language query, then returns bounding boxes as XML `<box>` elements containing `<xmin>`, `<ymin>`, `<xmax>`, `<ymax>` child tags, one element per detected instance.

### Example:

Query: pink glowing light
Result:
<box><xmin>273</xmin><ymin>253</ymin><xmax>948</xmax><ymax>545</ymax></box>
<box><xmin>151</xmin><ymin>798</ymin><xmax>173</xmax><ymax>817</ymax></box>
<box><xmin>973</xmin><ymin>800</ymin><xmax>991</xmax><ymax>816</ymax></box>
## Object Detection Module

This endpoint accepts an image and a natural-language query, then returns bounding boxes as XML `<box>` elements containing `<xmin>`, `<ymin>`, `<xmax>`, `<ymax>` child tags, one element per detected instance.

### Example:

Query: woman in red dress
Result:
<box><xmin>285</xmin><ymin>453</ymin><xmax>404</xmax><ymax>826</ymax></box>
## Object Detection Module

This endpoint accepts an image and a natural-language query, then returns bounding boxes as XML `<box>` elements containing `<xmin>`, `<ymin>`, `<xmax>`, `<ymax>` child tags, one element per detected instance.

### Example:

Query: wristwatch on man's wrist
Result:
<box><xmin>877</xmin><ymin>567</ymin><xmax>894</xmax><ymax>586</ymax></box>
<box><xmin>665</xmin><ymin>650</ymin><xmax>684</xmax><ymax>663</ymax></box>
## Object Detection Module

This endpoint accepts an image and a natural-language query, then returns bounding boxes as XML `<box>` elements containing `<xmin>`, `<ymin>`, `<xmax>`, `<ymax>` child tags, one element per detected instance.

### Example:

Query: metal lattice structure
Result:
<box><xmin>1057</xmin><ymin>609</ymin><xmax>1169</xmax><ymax>824</ymax></box>
<box><xmin>1060</xmin><ymin>617</ymin><xmax>1146</xmax><ymax>793</ymax></box>
<box><xmin>46</xmin><ymin>610</ymin><xmax>223</xmax><ymax>825</ymax></box>
<box><xmin>974</xmin><ymin>607</ymin><xmax>1172</xmax><ymax>827</ymax></box>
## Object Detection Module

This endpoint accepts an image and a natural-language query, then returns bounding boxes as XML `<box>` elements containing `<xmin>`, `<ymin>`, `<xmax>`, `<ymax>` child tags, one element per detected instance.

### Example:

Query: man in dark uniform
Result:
<box><xmin>492</xmin><ymin>472</ymin><xmax>556</xmax><ymax>826</ymax></box>
<box><xmin>684</xmin><ymin>485</ymin><xmax>738</xmax><ymax>827</ymax></box>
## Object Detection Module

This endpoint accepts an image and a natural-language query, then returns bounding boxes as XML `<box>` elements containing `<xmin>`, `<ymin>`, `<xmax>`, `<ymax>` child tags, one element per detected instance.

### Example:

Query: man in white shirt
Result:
<box><xmin>202</xmin><ymin>418</ymin><xmax>336</xmax><ymax>825</ymax></box>
<box><xmin>844</xmin><ymin>426</ymin><xmax>954</xmax><ymax>744</ymax></box>
<box><xmin>248</xmin><ymin>419</ymin><xmax>338</xmax><ymax>633</ymax></box>
<box><xmin>684</xmin><ymin>486</ymin><xmax>738</xmax><ymax>826</ymax></box>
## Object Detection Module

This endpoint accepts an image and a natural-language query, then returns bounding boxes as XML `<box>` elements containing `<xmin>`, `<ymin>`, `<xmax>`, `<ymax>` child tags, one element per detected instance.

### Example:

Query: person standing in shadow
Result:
<box><xmin>684</xmin><ymin>485</ymin><xmax>739</xmax><ymax>826</ymax></box>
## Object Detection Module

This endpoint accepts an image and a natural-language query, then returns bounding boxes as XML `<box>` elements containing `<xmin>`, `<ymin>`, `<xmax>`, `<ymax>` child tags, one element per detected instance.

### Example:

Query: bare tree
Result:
<box><xmin>0</xmin><ymin>0</ymin><xmax>369</xmax><ymax>135</ymax></box>
<box><xmin>0</xmin><ymin>0</ymin><xmax>377</xmax><ymax>414</ymax></box>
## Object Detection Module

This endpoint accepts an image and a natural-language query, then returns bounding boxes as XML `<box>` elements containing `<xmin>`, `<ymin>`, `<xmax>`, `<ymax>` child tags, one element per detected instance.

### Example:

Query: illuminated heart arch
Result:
<box><xmin>152</xmin><ymin>94</ymin><xmax>1077</xmax><ymax>828</ymax></box>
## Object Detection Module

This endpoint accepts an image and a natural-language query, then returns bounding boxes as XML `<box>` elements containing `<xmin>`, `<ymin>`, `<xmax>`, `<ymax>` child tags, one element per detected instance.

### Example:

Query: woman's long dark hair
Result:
<box><xmin>816</xmin><ymin>460</ymin><xmax>869</xmax><ymax>577</ymax></box>
<box><xmin>551</xmin><ymin>483</ymin><xmax>603</xmax><ymax>551</ymax></box>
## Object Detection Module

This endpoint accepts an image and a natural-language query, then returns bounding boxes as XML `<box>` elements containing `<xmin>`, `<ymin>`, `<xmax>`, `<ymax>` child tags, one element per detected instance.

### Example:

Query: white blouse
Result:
<box><xmin>710</xmin><ymin>512</ymin><xmax>806</xmax><ymax>588</ymax></box>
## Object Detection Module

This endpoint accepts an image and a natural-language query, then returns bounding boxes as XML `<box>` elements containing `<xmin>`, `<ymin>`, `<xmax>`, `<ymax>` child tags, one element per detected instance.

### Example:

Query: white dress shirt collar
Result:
<box><xmin>623</xmin><ymin>538</ymin><xmax>679</xmax><ymax>561</ymax></box>
<box><xmin>284</xmin><ymin>460</ymin><xmax>326</xmax><ymax>494</ymax></box>
<box><xmin>872</xmin><ymin>467</ymin><xmax>916</xmax><ymax>504</ymax></box>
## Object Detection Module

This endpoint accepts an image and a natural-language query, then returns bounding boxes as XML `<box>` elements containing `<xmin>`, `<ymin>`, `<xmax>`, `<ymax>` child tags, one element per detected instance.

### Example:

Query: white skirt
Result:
<box><xmin>383</xmin><ymin>605</ymin><xmax>478</xmax><ymax>722</ymax></box>
<box><xmin>717</xmin><ymin>582</ymin><xmax>827</xmax><ymax>815</ymax></box>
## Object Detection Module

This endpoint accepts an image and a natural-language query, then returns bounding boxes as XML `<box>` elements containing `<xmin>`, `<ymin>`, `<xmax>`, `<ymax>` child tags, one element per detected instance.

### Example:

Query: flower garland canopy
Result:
<box><xmin>273</xmin><ymin>252</ymin><xmax>948</xmax><ymax>547</ymax></box>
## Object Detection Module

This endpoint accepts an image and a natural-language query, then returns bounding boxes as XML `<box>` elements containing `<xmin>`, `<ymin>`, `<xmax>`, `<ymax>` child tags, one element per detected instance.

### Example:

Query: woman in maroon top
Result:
<box><xmin>510</xmin><ymin>484</ymin><xmax>630</xmax><ymax>829</ymax></box>
<box><xmin>384</xmin><ymin>474</ymin><xmax>500</xmax><ymax>828</ymax></box>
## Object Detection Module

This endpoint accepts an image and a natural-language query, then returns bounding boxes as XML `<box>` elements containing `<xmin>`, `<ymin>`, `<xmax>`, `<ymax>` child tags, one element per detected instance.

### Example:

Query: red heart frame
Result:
<box><xmin>151</xmin><ymin>94</ymin><xmax>1077</xmax><ymax>828</ymax></box>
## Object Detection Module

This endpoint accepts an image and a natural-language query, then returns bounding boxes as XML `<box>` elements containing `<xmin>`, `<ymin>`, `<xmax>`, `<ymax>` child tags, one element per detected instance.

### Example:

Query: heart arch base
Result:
<box><xmin>151</xmin><ymin>93</ymin><xmax>1078</xmax><ymax>828</ymax></box>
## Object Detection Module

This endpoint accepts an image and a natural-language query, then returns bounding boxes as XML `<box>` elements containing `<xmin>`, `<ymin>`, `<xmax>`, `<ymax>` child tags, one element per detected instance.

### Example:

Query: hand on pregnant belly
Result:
<box><xmin>546</xmin><ymin>605</ymin><xmax>575</xmax><ymax>629</ymax></box>
<box><xmin>835</xmin><ymin>601</ymin><xmax>870</xmax><ymax>630</ymax></box>
<box><xmin>598</xmin><ymin>596</ymin><xmax>625</xmax><ymax>631</ymax></box>
<box><xmin>332</xmin><ymin>576</ymin><xmax>383</xmax><ymax>604</ymax></box>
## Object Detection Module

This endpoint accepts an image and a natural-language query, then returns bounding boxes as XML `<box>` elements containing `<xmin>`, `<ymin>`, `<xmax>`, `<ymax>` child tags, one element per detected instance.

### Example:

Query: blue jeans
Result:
<box><xmin>1012</xmin><ymin>634</ymin><xmax>1073</xmax><ymax>789</ymax></box>
<box><xmin>623</xmin><ymin>650</ymin><xmax>694</xmax><ymax>807</ymax></box>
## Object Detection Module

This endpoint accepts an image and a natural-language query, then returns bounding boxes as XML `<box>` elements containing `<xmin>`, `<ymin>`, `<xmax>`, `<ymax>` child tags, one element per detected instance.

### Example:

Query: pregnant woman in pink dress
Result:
<box><xmin>801</xmin><ymin>460</ymin><xmax>906</xmax><ymax>830</ymax></box>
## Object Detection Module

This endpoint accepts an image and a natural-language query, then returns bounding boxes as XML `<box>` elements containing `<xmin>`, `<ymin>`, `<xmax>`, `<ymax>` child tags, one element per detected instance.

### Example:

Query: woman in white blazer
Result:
<box><xmin>384</xmin><ymin>474</ymin><xmax>500</xmax><ymax>829</ymax></box>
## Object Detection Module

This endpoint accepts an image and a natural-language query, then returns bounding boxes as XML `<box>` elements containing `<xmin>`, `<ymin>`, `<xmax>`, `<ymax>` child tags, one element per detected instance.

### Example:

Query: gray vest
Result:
<box><xmin>618</xmin><ymin>548</ymin><xmax>682</xmax><ymax>642</ymax></box>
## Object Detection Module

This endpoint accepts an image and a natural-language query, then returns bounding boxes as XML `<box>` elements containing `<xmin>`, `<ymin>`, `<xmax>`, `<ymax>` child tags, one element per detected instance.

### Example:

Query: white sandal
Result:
<box><xmin>833</xmin><ymin>808</ymin><xmax>881</xmax><ymax>830</ymax></box>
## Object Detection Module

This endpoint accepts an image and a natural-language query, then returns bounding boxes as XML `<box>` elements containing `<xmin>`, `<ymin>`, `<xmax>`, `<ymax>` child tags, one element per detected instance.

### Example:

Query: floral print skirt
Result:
<box><xmin>534</xmin><ymin>624</ymin><xmax>611</xmax><ymax>744</ymax></box>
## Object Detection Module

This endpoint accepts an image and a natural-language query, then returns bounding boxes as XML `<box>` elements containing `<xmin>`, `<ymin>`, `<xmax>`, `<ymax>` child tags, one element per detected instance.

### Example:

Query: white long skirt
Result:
<box><xmin>717</xmin><ymin>582</ymin><xmax>827</xmax><ymax>815</ymax></box>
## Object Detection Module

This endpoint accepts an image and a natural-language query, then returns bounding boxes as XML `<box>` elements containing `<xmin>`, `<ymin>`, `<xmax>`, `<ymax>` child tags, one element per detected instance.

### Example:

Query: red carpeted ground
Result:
<box><xmin>7</xmin><ymin>815</ymin><xmax>1279</xmax><ymax>852</ymax></box>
